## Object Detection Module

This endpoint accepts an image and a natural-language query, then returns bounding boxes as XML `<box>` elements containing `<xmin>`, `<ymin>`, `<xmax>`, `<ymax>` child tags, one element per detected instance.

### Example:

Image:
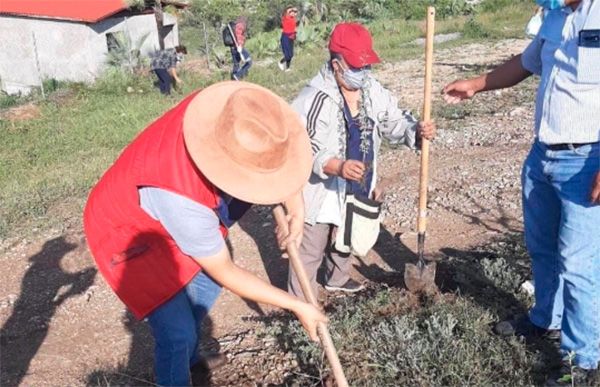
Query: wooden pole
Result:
<box><xmin>416</xmin><ymin>7</ymin><xmax>435</xmax><ymax>254</ymax></box>
<box><xmin>272</xmin><ymin>206</ymin><xmax>349</xmax><ymax>387</ymax></box>
<box><xmin>31</xmin><ymin>32</ymin><xmax>45</xmax><ymax>99</ymax></box>
<box><xmin>202</xmin><ymin>21</ymin><xmax>211</xmax><ymax>70</ymax></box>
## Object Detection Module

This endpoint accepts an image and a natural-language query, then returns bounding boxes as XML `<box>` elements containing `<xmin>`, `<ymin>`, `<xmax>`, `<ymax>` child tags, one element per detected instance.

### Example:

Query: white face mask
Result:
<box><xmin>335</xmin><ymin>60</ymin><xmax>370</xmax><ymax>90</ymax></box>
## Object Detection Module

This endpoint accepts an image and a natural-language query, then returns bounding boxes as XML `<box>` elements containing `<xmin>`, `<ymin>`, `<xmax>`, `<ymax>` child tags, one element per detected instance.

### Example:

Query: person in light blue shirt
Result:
<box><xmin>443</xmin><ymin>0</ymin><xmax>599</xmax><ymax>385</ymax></box>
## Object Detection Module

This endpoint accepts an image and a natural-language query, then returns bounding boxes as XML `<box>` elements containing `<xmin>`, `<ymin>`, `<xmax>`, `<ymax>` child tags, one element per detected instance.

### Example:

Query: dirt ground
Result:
<box><xmin>0</xmin><ymin>38</ymin><xmax>535</xmax><ymax>386</ymax></box>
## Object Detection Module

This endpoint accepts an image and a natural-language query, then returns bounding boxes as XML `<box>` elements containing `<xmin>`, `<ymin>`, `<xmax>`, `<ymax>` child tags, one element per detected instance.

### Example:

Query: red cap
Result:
<box><xmin>328</xmin><ymin>22</ymin><xmax>381</xmax><ymax>68</ymax></box>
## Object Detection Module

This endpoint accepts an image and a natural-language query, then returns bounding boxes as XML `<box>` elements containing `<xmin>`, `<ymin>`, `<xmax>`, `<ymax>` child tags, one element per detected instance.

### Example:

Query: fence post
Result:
<box><xmin>202</xmin><ymin>21</ymin><xmax>211</xmax><ymax>70</ymax></box>
<box><xmin>31</xmin><ymin>32</ymin><xmax>45</xmax><ymax>99</ymax></box>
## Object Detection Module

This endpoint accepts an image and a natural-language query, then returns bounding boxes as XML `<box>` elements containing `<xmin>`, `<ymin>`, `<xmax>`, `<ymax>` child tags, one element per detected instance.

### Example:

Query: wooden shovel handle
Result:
<box><xmin>272</xmin><ymin>205</ymin><xmax>349</xmax><ymax>387</ymax></box>
<box><xmin>417</xmin><ymin>6</ymin><xmax>436</xmax><ymax>235</ymax></box>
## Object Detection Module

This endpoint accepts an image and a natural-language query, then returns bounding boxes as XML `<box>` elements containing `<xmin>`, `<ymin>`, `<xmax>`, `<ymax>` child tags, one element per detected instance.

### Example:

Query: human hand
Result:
<box><xmin>442</xmin><ymin>79</ymin><xmax>481</xmax><ymax>104</ymax></box>
<box><xmin>590</xmin><ymin>172</ymin><xmax>600</xmax><ymax>204</ymax></box>
<box><xmin>372</xmin><ymin>185</ymin><xmax>385</xmax><ymax>201</ymax></box>
<box><xmin>276</xmin><ymin>213</ymin><xmax>303</xmax><ymax>250</ymax></box>
<box><xmin>341</xmin><ymin>160</ymin><xmax>365</xmax><ymax>182</ymax></box>
<box><xmin>417</xmin><ymin>121</ymin><xmax>436</xmax><ymax>141</ymax></box>
<box><xmin>292</xmin><ymin>301</ymin><xmax>328</xmax><ymax>342</ymax></box>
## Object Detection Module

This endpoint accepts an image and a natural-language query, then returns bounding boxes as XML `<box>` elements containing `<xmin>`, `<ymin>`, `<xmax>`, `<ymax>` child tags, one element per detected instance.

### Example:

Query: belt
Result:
<box><xmin>546</xmin><ymin>142</ymin><xmax>598</xmax><ymax>151</ymax></box>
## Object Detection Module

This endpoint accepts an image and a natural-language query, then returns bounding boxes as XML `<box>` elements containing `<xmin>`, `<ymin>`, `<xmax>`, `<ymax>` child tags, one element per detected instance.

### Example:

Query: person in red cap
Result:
<box><xmin>83</xmin><ymin>81</ymin><xmax>327</xmax><ymax>386</ymax></box>
<box><xmin>288</xmin><ymin>22</ymin><xmax>436</xmax><ymax>299</ymax></box>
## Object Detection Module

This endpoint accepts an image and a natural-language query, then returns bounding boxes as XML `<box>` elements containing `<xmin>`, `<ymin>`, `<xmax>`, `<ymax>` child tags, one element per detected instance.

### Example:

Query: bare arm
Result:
<box><xmin>169</xmin><ymin>67</ymin><xmax>182</xmax><ymax>84</ymax></box>
<box><xmin>443</xmin><ymin>54</ymin><xmax>532</xmax><ymax>103</ymax></box>
<box><xmin>196</xmin><ymin>246</ymin><xmax>327</xmax><ymax>340</ymax></box>
<box><xmin>479</xmin><ymin>54</ymin><xmax>532</xmax><ymax>92</ymax></box>
<box><xmin>591</xmin><ymin>172</ymin><xmax>600</xmax><ymax>204</ymax></box>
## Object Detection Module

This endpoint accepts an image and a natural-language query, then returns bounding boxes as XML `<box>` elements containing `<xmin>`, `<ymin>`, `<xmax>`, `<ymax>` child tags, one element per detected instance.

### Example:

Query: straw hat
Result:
<box><xmin>183</xmin><ymin>81</ymin><xmax>312</xmax><ymax>205</ymax></box>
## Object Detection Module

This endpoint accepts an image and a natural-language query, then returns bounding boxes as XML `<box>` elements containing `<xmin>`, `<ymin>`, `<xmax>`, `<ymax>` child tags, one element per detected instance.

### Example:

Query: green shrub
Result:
<box><xmin>0</xmin><ymin>91</ymin><xmax>25</xmax><ymax>109</ymax></box>
<box><xmin>463</xmin><ymin>17</ymin><xmax>491</xmax><ymax>39</ymax></box>
<box><xmin>479</xmin><ymin>0</ymin><xmax>531</xmax><ymax>13</ymax></box>
<box><xmin>262</xmin><ymin>285</ymin><xmax>544</xmax><ymax>386</ymax></box>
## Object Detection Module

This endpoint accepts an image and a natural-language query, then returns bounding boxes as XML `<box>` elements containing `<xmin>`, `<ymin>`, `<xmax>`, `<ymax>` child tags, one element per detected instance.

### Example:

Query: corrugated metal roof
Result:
<box><xmin>0</xmin><ymin>0</ymin><xmax>130</xmax><ymax>23</ymax></box>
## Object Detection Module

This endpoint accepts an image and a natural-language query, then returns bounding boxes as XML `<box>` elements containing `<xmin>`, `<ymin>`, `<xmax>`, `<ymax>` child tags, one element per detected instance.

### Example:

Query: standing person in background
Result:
<box><xmin>230</xmin><ymin>16</ymin><xmax>252</xmax><ymax>80</ymax></box>
<box><xmin>279</xmin><ymin>6</ymin><xmax>298</xmax><ymax>72</ymax></box>
<box><xmin>151</xmin><ymin>45</ymin><xmax>187</xmax><ymax>95</ymax></box>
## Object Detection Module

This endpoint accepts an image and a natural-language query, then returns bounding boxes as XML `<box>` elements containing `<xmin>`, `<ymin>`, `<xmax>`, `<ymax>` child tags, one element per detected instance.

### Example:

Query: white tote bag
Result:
<box><xmin>334</xmin><ymin>194</ymin><xmax>382</xmax><ymax>257</ymax></box>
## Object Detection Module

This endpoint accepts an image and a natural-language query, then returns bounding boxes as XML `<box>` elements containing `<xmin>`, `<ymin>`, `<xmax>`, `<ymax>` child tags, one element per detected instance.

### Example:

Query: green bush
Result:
<box><xmin>262</xmin><ymin>286</ymin><xmax>542</xmax><ymax>386</ymax></box>
<box><xmin>245</xmin><ymin>30</ymin><xmax>280</xmax><ymax>59</ymax></box>
<box><xmin>479</xmin><ymin>0</ymin><xmax>531</xmax><ymax>13</ymax></box>
<box><xmin>0</xmin><ymin>91</ymin><xmax>25</xmax><ymax>109</ymax></box>
<box><xmin>463</xmin><ymin>17</ymin><xmax>491</xmax><ymax>39</ymax></box>
<box><xmin>183</xmin><ymin>0</ymin><xmax>478</xmax><ymax>36</ymax></box>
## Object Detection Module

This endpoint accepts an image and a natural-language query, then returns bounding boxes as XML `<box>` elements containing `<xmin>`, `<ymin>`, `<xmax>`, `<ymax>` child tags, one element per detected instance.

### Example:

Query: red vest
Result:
<box><xmin>83</xmin><ymin>92</ymin><xmax>226</xmax><ymax>319</ymax></box>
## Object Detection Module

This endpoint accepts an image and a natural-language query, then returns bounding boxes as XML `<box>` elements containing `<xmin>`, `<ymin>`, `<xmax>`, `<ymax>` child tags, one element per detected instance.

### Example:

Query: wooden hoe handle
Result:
<box><xmin>272</xmin><ymin>205</ymin><xmax>349</xmax><ymax>387</ymax></box>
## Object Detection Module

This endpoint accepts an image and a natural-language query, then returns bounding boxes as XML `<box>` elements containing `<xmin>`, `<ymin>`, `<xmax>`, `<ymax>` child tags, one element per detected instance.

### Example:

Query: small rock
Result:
<box><xmin>509</xmin><ymin>107</ymin><xmax>527</xmax><ymax>117</ymax></box>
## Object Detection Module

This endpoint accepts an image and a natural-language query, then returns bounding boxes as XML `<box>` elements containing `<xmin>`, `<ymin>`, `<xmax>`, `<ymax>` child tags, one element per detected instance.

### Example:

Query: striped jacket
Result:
<box><xmin>292</xmin><ymin>63</ymin><xmax>418</xmax><ymax>225</ymax></box>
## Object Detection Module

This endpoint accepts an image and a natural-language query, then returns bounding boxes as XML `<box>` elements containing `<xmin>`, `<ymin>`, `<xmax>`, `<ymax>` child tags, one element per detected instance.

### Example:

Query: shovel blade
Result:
<box><xmin>404</xmin><ymin>261</ymin><xmax>438</xmax><ymax>294</ymax></box>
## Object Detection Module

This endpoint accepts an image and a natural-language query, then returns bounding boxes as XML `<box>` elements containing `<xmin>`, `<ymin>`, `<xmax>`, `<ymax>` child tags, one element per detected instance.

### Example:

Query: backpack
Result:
<box><xmin>222</xmin><ymin>22</ymin><xmax>236</xmax><ymax>47</ymax></box>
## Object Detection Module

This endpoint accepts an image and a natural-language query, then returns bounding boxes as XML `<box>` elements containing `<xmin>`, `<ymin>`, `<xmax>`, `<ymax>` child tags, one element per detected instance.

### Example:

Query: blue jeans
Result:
<box><xmin>154</xmin><ymin>68</ymin><xmax>172</xmax><ymax>95</ymax></box>
<box><xmin>280</xmin><ymin>33</ymin><xmax>294</xmax><ymax>67</ymax></box>
<box><xmin>523</xmin><ymin>141</ymin><xmax>600</xmax><ymax>369</ymax></box>
<box><xmin>230</xmin><ymin>47</ymin><xmax>252</xmax><ymax>80</ymax></box>
<box><xmin>147</xmin><ymin>271</ymin><xmax>222</xmax><ymax>386</ymax></box>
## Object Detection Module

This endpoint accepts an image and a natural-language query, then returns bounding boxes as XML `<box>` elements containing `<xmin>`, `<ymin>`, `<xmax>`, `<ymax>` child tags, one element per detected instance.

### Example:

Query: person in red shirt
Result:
<box><xmin>279</xmin><ymin>6</ymin><xmax>298</xmax><ymax>71</ymax></box>
<box><xmin>83</xmin><ymin>81</ymin><xmax>326</xmax><ymax>386</ymax></box>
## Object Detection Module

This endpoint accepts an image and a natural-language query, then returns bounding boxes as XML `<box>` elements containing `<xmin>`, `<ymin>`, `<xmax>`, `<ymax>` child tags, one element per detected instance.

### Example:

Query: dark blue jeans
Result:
<box><xmin>280</xmin><ymin>33</ymin><xmax>294</xmax><ymax>67</ymax></box>
<box><xmin>146</xmin><ymin>271</ymin><xmax>222</xmax><ymax>386</ymax></box>
<box><xmin>154</xmin><ymin>68</ymin><xmax>172</xmax><ymax>95</ymax></box>
<box><xmin>230</xmin><ymin>47</ymin><xmax>252</xmax><ymax>80</ymax></box>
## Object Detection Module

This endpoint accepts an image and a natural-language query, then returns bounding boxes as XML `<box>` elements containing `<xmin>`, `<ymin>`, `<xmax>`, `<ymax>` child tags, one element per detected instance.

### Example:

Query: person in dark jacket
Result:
<box><xmin>151</xmin><ymin>45</ymin><xmax>187</xmax><ymax>95</ymax></box>
<box><xmin>230</xmin><ymin>16</ymin><xmax>252</xmax><ymax>80</ymax></box>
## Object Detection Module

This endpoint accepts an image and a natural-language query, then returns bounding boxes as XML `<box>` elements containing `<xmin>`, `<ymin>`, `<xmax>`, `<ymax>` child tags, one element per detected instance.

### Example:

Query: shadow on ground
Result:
<box><xmin>0</xmin><ymin>236</ymin><xmax>97</xmax><ymax>387</ymax></box>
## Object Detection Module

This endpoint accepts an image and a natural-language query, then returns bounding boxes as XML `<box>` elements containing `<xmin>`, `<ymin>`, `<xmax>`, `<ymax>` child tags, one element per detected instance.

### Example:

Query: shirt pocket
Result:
<box><xmin>577</xmin><ymin>46</ymin><xmax>600</xmax><ymax>84</ymax></box>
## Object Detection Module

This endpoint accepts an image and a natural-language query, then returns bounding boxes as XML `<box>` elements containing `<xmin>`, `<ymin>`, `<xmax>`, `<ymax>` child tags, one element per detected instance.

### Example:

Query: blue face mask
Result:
<box><xmin>342</xmin><ymin>68</ymin><xmax>369</xmax><ymax>90</ymax></box>
<box><xmin>536</xmin><ymin>0</ymin><xmax>566</xmax><ymax>9</ymax></box>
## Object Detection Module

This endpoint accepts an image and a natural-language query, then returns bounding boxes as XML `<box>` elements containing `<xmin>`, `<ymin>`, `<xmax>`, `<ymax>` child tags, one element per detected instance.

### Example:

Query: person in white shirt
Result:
<box><xmin>443</xmin><ymin>0</ymin><xmax>600</xmax><ymax>384</ymax></box>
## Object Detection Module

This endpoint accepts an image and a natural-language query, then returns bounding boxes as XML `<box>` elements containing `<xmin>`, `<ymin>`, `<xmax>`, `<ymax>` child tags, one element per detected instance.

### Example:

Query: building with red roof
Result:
<box><xmin>0</xmin><ymin>1</ymin><xmax>185</xmax><ymax>94</ymax></box>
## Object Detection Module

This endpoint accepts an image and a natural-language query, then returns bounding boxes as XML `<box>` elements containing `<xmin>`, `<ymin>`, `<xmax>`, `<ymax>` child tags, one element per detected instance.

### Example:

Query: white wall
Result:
<box><xmin>0</xmin><ymin>16</ymin><xmax>95</xmax><ymax>94</ymax></box>
<box><xmin>0</xmin><ymin>13</ymin><xmax>180</xmax><ymax>95</ymax></box>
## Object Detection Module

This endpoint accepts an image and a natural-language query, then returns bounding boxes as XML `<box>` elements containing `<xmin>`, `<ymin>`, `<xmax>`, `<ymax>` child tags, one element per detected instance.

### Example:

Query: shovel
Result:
<box><xmin>404</xmin><ymin>6</ymin><xmax>438</xmax><ymax>295</ymax></box>
<box><xmin>272</xmin><ymin>205</ymin><xmax>349</xmax><ymax>387</ymax></box>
